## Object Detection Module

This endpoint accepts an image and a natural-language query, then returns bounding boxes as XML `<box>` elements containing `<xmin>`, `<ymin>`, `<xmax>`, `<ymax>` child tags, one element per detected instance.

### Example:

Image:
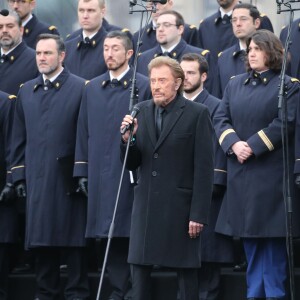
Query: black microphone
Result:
<box><xmin>142</xmin><ymin>0</ymin><xmax>168</xmax><ymax>4</ymax></box>
<box><xmin>0</xmin><ymin>9</ymin><xmax>9</xmax><ymax>16</ymax></box>
<box><xmin>121</xmin><ymin>105</ymin><xmax>140</xmax><ymax>135</ymax></box>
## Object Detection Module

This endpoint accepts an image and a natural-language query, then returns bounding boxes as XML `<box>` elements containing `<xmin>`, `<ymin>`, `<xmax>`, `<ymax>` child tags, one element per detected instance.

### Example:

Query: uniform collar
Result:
<box><xmin>101</xmin><ymin>68</ymin><xmax>133</xmax><ymax>89</ymax></box>
<box><xmin>0</xmin><ymin>41</ymin><xmax>27</xmax><ymax>64</ymax></box>
<box><xmin>215</xmin><ymin>10</ymin><xmax>232</xmax><ymax>24</ymax></box>
<box><xmin>153</xmin><ymin>39</ymin><xmax>187</xmax><ymax>60</ymax></box>
<box><xmin>77</xmin><ymin>26</ymin><xmax>107</xmax><ymax>49</ymax></box>
<box><xmin>244</xmin><ymin>69</ymin><xmax>277</xmax><ymax>86</ymax></box>
<box><xmin>33</xmin><ymin>68</ymin><xmax>70</xmax><ymax>92</ymax></box>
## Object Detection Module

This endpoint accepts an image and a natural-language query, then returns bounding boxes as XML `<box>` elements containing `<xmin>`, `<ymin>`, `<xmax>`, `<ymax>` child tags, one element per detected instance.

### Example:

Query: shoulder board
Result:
<box><xmin>291</xmin><ymin>78</ymin><xmax>300</xmax><ymax>83</ymax></box>
<box><xmin>49</xmin><ymin>25</ymin><xmax>57</xmax><ymax>31</ymax></box>
<box><xmin>218</xmin><ymin>52</ymin><xmax>223</xmax><ymax>57</ymax></box>
<box><xmin>66</xmin><ymin>33</ymin><xmax>71</xmax><ymax>38</ymax></box>
<box><xmin>122</xmin><ymin>28</ymin><xmax>130</xmax><ymax>33</ymax></box>
<box><xmin>230</xmin><ymin>75</ymin><xmax>236</xmax><ymax>80</ymax></box>
<box><xmin>189</xmin><ymin>24</ymin><xmax>197</xmax><ymax>29</ymax></box>
<box><xmin>8</xmin><ymin>95</ymin><xmax>16</xmax><ymax>100</ymax></box>
<box><xmin>199</xmin><ymin>19</ymin><xmax>204</xmax><ymax>24</ymax></box>
<box><xmin>85</xmin><ymin>80</ymin><xmax>90</xmax><ymax>86</ymax></box>
<box><xmin>260</xmin><ymin>13</ymin><xmax>266</xmax><ymax>17</ymax></box>
<box><xmin>201</xmin><ymin>49</ymin><xmax>210</xmax><ymax>56</ymax></box>
<box><xmin>19</xmin><ymin>83</ymin><xmax>24</xmax><ymax>88</ymax></box>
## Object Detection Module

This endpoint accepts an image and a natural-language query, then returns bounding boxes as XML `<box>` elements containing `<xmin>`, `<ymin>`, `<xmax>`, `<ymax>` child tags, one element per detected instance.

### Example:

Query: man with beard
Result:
<box><xmin>132</xmin><ymin>0</ymin><xmax>199</xmax><ymax>53</ymax></box>
<box><xmin>136</xmin><ymin>10</ymin><xmax>217</xmax><ymax>96</ymax></box>
<box><xmin>74</xmin><ymin>30</ymin><xmax>151</xmax><ymax>300</ymax></box>
<box><xmin>180</xmin><ymin>53</ymin><xmax>234</xmax><ymax>300</ymax></box>
<box><xmin>7</xmin><ymin>0</ymin><xmax>59</xmax><ymax>49</ymax></box>
<box><xmin>0</xmin><ymin>10</ymin><xmax>38</xmax><ymax>95</ymax></box>
<box><xmin>64</xmin><ymin>0</ymin><xmax>108</xmax><ymax>80</ymax></box>
<box><xmin>217</xmin><ymin>3</ymin><xmax>261</xmax><ymax>97</ymax></box>
<box><xmin>198</xmin><ymin>0</ymin><xmax>273</xmax><ymax>59</ymax></box>
<box><xmin>10</xmin><ymin>34</ymin><xmax>89</xmax><ymax>300</ymax></box>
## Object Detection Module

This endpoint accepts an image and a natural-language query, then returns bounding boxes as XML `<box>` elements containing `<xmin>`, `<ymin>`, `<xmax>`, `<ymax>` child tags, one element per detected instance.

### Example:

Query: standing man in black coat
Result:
<box><xmin>180</xmin><ymin>53</ymin><xmax>234</xmax><ymax>300</ymax></box>
<box><xmin>64</xmin><ymin>0</ymin><xmax>108</xmax><ymax>80</ymax></box>
<box><xmin>74</xmin><ymin>30</ymin><xmax>151</xmax><ymax>300</ymax></box>
<box><xmin>10</xmin><ymin>34</ymin><xmax>89</xmax><ymax>300</ymax></box>
<box><xmin>132</xmin><ymin>0</ymin><xmax>199</xmax><ymax>52</ymax></box>
<box><xmin>0</xmin><ymin>90</ymin><xmax>18</xmax><ymax>300</ymax></box>
<box><xmin>7</xmin><ymin>0</ymin><xmax>59</xmax><ymax>49</ymax></box>
<box><xmin>0</xmin><ymin>10</ymin><xmax>38</xmax><ymax>95</ymax></box>
<box><xmin>120</xmin><ymin>56</ymin><xmax>214</xmax><ymax>300</ymax></box>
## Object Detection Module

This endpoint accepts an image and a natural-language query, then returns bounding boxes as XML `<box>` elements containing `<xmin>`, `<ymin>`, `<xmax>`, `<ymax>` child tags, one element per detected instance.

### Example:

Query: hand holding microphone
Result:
<box><xmin>120</xmin><ymin>105</ymin><xmax>140</xmax><ymax>143</ymax></box>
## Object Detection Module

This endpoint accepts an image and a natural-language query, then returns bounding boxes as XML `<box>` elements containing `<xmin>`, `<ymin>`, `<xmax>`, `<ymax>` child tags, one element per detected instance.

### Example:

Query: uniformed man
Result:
<box><xmin>64</xmin><ymin>0</ymin><xmax>109</xmax><ymax>80</ymax></box>
<box><xmin>180</xmin><ymin>53</ymin><xmax>234</xmax><ymax>300</ymax></box>
<box><xmin>0</xmin><ymin>90</ymin><xmax>18</xmax><ymax>300</ymax></box>
<box><xmin>132</xmin><ymin>0</ymin><xmax>199</xmax><ymax>53</ymax></box>
<box><xmin>217</xmin><ymin>3</ymin><xmax>261</xmax><ymax>97</ymax></box>
<box><xmin>198</xmin><ymin>0</ymin><xmax>273</xmax><ymax>59</ymax></box>
<box><xmin>280</xmin><ymin>18</ymin><xmax>300</xmax><ymax>80</ymax></box>
<box><xmin>66</xmin><ymin>0</ymin><xmax>131</xmax><ymax>41</ymax></box>
<box><xmin>10</xmin><ymin>34</ymin><xmax>89</xmax><ymax>300</ymax></box>
<box><xmin>74</xmin><ymin>30</ymin><xmax>151</xmax><ymax>300</ymax></box>
<box><xmin>0</xmin><ymin>10</ymin><xmax>38</xmax><ymax>95</ymax></box>
<box><xmin>136</xmin><ymin>10</ymin><xmax>217</xmax><ymax>96</ymax></box>
<box><xmin>7</xmin><ymin>0</ymin><xmax>59</xmax><ymax>49</ymax></box>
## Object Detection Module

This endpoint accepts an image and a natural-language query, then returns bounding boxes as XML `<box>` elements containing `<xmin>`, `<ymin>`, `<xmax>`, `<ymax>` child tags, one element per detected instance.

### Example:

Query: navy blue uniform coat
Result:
<box><xmin>74</xmin><ymin>69</ymin><xmax>151</xmax><ymax>238</ymax></box>
<box><xmin>10</xmin><ymin>70</ymin><xmax>87</xmax><ymax>248</ymax></box>
<box><xmin>214</xmin><ymin>70</ymin><xmax>300</xmax><ymax>238</ymax></box>
<box><xmin>122</xmin><ymin>95</ymin><xmax>214</xmax><ymax>267</ymax></box>
<box><xmin>0</xmin><ymin>91</ymin><xmax>18</xmax><ymax>243</ymax></box>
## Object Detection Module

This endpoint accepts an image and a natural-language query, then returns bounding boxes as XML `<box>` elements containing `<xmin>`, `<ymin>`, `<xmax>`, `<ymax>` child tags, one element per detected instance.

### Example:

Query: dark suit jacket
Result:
<box><xmin>121</xmin><ymin>95</ymin><xmax>214</xmax><ymax>267</ymax></box>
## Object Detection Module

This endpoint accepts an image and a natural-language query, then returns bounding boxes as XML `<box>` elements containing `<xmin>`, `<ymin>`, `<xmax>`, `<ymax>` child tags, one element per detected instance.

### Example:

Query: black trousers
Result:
<box><xmin>101</xmin><ymin>238</ymin><xmax>131</xmax><ymax>300</ymax></box>
<box><xmin>34</xmin><ymin>247</ymin><xmax>89</xmax><ymax>300</ymax></box>
<box><xmin>131</xmin><ymin>264</ymin><xmax>198</xmax><ymax>300</ymax></box>
<box><xmin>0</xmin><ymin>244</ymin><xmax>10</xmax><ymax>300</ymax></box>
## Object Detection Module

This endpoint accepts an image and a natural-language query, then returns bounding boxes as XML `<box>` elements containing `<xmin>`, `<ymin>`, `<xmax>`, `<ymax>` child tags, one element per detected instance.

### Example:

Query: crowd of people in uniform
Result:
<box><xmin>0</xmin><ymin>0</ymin><xmax>300</xmax><ymax>299</ymax></box>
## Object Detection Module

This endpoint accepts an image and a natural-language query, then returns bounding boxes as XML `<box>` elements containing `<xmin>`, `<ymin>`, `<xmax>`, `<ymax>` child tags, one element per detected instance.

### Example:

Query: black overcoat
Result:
<box><xmin>214</xmin><ymin>70</ymin><xmax>300</xmax><ymax>238</ymax></box>
<box><xmin>122</xmin><ymin>95</ymin><xmax>214</xmax><ymax>268</ymax></box>
<box><xmin>0</xmin><ymin>91</ymin><xmax>18</xmax><ymax>243</ymax></box>
<box><xmin>10</xmin><ymin>70</ymin><xmax>87</xmax><ymax>248</ymax></box>
<box><xmin>74</xmin><ymin>69</ymin><xmax>151</xmax><ymax>238</ymax></box>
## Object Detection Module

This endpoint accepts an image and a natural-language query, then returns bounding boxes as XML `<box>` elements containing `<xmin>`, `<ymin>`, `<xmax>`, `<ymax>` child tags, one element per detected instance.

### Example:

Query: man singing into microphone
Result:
<box><xmin>120</xmin><ymin>56</ymin><xmax>214</xmax><ymax>300</ymax></box>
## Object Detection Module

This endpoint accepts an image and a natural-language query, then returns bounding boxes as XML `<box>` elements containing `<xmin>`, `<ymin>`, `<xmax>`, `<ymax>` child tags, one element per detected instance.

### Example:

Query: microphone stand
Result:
<box><xmin>276</xmin><ymin>1</ymin><xmax>300</xmax><ymax>300</ymax></box>
<box><xmin>95</xmin><ymin>2</ymin><xmax>155</xmax><ymax>299</ymax></box>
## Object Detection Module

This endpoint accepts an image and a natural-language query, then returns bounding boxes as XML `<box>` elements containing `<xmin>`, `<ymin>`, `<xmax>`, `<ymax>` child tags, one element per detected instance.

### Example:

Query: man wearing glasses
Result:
<box><xmin>136</xmin><ymin>10</ymin><xmax>217</xmax><ymax>96</ymax></box>
<box><xmin>7</xmin><ymin>0</ymin><xmax>59</xmax><ymax>49</ymax></box>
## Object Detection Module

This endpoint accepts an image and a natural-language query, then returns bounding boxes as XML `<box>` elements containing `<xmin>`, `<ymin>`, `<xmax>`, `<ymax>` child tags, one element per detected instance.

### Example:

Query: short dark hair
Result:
<box><xmin>105</xmin><ymin>30</ymin><xmax>133</xmax><ymax>52</ymax></box>
<box><xmin>233</xmin><ymin>3</ymin><xmax>260</xmax><ymax>21</ymax></box>
<box><xmin>180</xmin><ymin>53</ymin><xmax>209</xmax><ymax>75</ymax></box>
<box><xmin>158</xmin><ymin>10</ymin><xmax>185</xmax><ymax>27</ymax></box>
<box><xmin>36</xmin><ymin>33</ymin><xmax>66</xmax><ymax>53</ymax></box>
<box><xmin>148</xmin><ymin>56</ymin><xmax>185</xmax><ymax>94</ymax></box>
<box><xmin>246</xmin><ymin>30</ymin><xmax>283</xmax><ymax>71</ymax></box>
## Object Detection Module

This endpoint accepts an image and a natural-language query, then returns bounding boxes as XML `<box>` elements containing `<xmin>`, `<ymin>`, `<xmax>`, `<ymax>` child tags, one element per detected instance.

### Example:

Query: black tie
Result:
<box><xmin>222</xmin><ymin>14</ymin><xmax>230</xmax><ymax>24</ymax></box>
<box><xmin>156</xmin><ymin>107</ymin><xmax>165</xmax><ymax>138</ymax></box>
<box><xmin>84</xmin><ymin>37</ymin><xmax>91</xmax><ymax>44</ymax></box>
<box><xmin>0</xmin><ymin>54</ymin><xmax>7</xmax><ymax>63</ymax></box>
<box><xmin>163</xmin><ymin>51</ymin><xmax>171</xmax><ymax>57</ymax></box>
<box><xmin>44</xmin><ymin>79</ymin><xmax>52</xmax><ymax>91</ymax></box>
<box><xmin>110</xmin><ymin>79</ymin><xmax>120</xmax><ymax>88</ymax></box>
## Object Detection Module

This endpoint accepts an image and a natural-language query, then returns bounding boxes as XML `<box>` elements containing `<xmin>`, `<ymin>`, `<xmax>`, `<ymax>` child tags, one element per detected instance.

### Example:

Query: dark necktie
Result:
<box><xmin>155</xmin><ymin>107</ymin><xmax>165</xmax><ymax>138</ymax></box>
<box><xmin>44</xmin><ymin>79</ymin><xmax>52</xmax><ymax>91</ymax></box>
<box><xmin>0</xmin><ymin>54</ymin><xmax>7</xmax><ymax>63</ymax></box>
<box><xmin>163</xmin><ymin>51</ymin><xmax>171</xmax><ymax>57</ymax></box>
<box><xmin>222</xmin><ymin>14</ymin><xmax>230</xmax><ymax>24</ymax></box>
<box><xmin>84</xmin><ymin>37</ymin><xmax>91</xmax><ymax>44</ymax></box>
<box><xmin>110</xmin><ymin>79</ymin><xmax>120</xmax><ymax>88</ymax></box>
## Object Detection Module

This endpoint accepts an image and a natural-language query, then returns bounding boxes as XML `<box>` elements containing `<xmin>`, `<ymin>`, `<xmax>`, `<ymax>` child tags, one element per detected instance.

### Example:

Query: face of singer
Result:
<box><xmin>8</xmin><ymin>0</ymin><xmax>35</xmax><ymax>21</ymax></box>
<box><xmin>248</xmin><ymin>40</ymin><xmax>268</xmax><ymax>73</ymax></box>
<box><xmin>150</xmin><ymin>65</ymin><xmax>182</xmax><ymax>107</ymax></box>
<box><xmin>0</xmin><ymin>15</ymin><xmax>23</xmax><ymax>51</ymax></box>
<box><xmin>78</xmin><ymin>0</ymin><xmax>104</xmax><ymax>34</ymax></box>
<box><xmin>180</xmin><ymin>60</ymin><xmax>206</xmax><ymax>95</ymax></box>
<box><xmin>103</xmin><ymin>37</ymin><xmax>133</xmax><ymax>72</ymax></box>
<box><xmin>232</xmin><ymin>8</ymin><xmax>260</xmax><ymax>40</ymax></box>
<box><xmin>36</xmin><ymin>38</ymin><xmax>65</xmax><ymax>78</ymax></box>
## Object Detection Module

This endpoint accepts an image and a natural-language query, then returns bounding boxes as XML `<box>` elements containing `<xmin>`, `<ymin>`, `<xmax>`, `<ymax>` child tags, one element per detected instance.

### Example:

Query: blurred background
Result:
<box><xmin>0</xmin><ymin>0</ymin><xmax>300</xmax><ymax>41</ymax></box>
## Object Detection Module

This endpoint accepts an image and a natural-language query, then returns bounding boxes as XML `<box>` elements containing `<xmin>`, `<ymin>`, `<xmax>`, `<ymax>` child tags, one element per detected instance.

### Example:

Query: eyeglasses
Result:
<box><xmin>8</xmin><ymin>0</ymin><xmax>31</xmax><ymax>4</ymax></box>
<box><xmin>156</xmin><ymin>22</ymin><xmax>178</xmax><ymax>29</ymax></box>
